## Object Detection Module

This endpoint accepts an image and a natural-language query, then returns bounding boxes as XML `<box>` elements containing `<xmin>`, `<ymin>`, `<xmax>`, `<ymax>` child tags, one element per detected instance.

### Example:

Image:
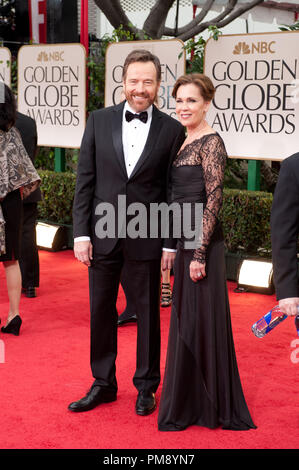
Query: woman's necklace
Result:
<box><xmin>185</xmin><ymin>121</ymin><xmax>209</xmax><ymax>144</ymax></box>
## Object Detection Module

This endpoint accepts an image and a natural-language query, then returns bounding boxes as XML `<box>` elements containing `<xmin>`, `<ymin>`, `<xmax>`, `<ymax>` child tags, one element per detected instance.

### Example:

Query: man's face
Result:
<box><xmin>123</xmin><ymin>61</ymin><xmax>160</xmax><ymax>113</ymax></box>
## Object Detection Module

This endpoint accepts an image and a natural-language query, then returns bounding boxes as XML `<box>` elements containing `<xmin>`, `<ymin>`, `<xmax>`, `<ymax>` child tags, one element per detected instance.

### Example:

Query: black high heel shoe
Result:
<box><xmin>1</xmin><ymin>315</ymin><xmax>22</xmax><ymax>336</ymax></box>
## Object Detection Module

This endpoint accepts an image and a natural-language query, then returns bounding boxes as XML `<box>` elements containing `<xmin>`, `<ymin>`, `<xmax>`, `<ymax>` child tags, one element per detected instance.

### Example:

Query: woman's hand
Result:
<box><xmin>190</xmin><ymin>260</ymin><xmax>206</xmax><ymax>283</ymax></box>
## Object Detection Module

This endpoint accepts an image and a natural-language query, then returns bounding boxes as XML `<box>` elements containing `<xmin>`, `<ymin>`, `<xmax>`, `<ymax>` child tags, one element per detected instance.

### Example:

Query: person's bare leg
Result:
<box><xmin>161</xmin><ymin>268</ymin><xmax>172</xmax><ymax>307</ymax></box>
<box><xmin>161</xmin><ymin>268</ymin><xmax>170</xmax><ymax>285</ymax></box>
<box><xmin>3</xmin><ymin>260</ymin><xmax>21</xmax><ymax>325</ymax></box>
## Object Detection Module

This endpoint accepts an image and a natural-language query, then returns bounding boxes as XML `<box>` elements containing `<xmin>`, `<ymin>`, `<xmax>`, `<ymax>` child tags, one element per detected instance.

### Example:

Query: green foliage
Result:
<box><xmin>37</xmin><ymin>171</ymin><xmax>273</xmax><ymax>256</ymax></box>
<box><xmin>87</xmin><ymin>44</ymin><xmax>106</xmax><ymax>112</ymax></box>
<box><xmin>35</xmin><ymin>147</ymin><xmax>55</xmax><ymax>171</ymax></box>
<box><xmin>207</xmin><ymin>25</ymin><xmax>223</xmax><ymax>42</ymax></box>
<box><xmin>279</xmin><ymin>21</ymin><xmax>299</xmax><ymax>31</ymax></box>
<box><xmin>35</xmin><ymin>147</ymin><xmax>79</xmax><ymax>173</ymax></box>
<box><xmin>65</xmin><ymin>148</ymin><xmax>79</xmax><ymax>172</ymax></box>
<box><xmin>182</xmin><ymin>25</ymin><xmax>222</xmax><ymax>74</ymax></box>
<box><xmin>223</xmin><ymin>159</ymin><xmax>247</xmax><ymax>190</ymax></box>
<box><xmin>9</xmin><ymin>55</ymin><xmax>17</xmax><ymax>94</ymax></box>
<box><xmin>182</xmin><ymin>36</ymin><xmax>205</xmax><ymax>73</ymax></box>
<box><xmin>37</xmin><ymin>170</ymin><xmax>76</xmax><ymax>224</ymax></box>
<box><xmin>221</xmin><ymin>188</ymin><xmax>273</xmax><ymax>255</ymax></box>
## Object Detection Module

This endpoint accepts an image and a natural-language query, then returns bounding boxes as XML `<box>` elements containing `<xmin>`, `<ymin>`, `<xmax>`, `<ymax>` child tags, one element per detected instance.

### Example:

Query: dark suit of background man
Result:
<box><xmin>69</xmin><ymin>50</ymin><xmax>185</xmax><ymax>415</ymax></box>
<box><xmin>15</xmin><ymin>112</ymin><xmax>41</xmax><ymax>298</ymax></box>
<box><xmin>271</xmin><ymin>152</ymin><xmax>299</xmax><ymax>316</ymax></box>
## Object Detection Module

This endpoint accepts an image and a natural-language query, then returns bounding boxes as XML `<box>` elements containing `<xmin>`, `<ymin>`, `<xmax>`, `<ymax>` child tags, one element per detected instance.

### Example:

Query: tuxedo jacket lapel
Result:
<box><xmin>129</xmin><ymin>105</ymin><xmax>162</xmax><ymax>180</ymax></box>
<box><xmin>111</xmin><ymin>102</ymin><xmax>127</xmax><ymax>179</ymax></box>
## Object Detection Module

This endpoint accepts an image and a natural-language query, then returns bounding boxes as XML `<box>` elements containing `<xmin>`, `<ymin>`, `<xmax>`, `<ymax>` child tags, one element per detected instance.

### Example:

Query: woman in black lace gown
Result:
<box><xmin>158</xmin><ymin>74</ymin><xmax>256</xmax><ymax>431</ymax></box>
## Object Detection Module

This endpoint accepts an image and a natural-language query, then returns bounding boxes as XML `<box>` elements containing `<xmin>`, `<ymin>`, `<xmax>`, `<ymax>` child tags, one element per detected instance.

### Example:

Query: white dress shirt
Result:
<box><xmin>122</xmin><ymin>101</ymin><xmax>152</xmax><ymax>178</ymax></box>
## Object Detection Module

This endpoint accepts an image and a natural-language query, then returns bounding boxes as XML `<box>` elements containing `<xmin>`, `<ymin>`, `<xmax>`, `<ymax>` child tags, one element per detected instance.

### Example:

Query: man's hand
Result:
<box><xmin>279</xmin><ymin>297</ymin><xmax>299</xmax><ymax>316</ymax></box>
<box><xmin>161</xmin><ymin>251</ymin><xmax>176</xmax><ymax>271</ymax></box>
<box><xmin>74</xmin><ymin>240</ymin><xmax>93</xmax><ymax>267</ymax></box>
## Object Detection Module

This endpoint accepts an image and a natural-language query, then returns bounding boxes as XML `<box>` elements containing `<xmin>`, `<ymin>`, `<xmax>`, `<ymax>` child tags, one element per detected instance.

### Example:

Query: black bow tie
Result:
<box><xmin>125</xmin><ymin>110</ymin><xmax>148</xmax><ymax>124</ymax></box>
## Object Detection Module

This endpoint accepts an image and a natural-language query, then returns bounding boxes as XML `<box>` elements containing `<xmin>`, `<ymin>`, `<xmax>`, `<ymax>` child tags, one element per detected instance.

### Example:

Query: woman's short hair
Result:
<box><xmin>0</xmin><ymin>83</ymin><xmax>16</xmax><ymax>132</ymax></box>
<box><xmin>172</xmin><ymin>73</ymin><xmax>215</xmax><ymax>102</ymax></box>
<box><xmin>122</xmin><ymin>49</ymin><xmax>161</xmax><ymax>82</ymax></box>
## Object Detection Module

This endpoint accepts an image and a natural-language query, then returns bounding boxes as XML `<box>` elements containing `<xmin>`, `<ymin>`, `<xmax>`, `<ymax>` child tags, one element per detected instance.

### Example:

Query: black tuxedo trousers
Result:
<box><xmin>89</xmin><ymin>241</ymin><xmax>161</xmax><ymax>393</ymax></box>
<box><xmin>73</xmin><ymin>102</ymin><xmax>186</xmax><ymax>393</ymax></box>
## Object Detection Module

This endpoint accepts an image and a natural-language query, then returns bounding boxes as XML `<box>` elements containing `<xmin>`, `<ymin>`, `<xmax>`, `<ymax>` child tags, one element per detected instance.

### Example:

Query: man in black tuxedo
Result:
<box><xmin>15</xmin><ymin>112</ymin><xmax>41</xmax><ymax>298</ymax></box>
<box><xmin>68</xmin><ymin>50</ymin><xmax>185</xmax><ymax>415</ymax></box>
<box><xmin>271</xmin><ymin>152</ymin><xmax>299</xmax><ymax>316</ymax></box>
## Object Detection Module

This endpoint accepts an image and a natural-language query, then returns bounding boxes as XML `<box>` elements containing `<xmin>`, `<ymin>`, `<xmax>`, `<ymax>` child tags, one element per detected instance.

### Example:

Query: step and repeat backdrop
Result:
<box><xmin>0</xmin><ymin>31</ymin><xmax>298</xmax><ymax>159</ymax></box>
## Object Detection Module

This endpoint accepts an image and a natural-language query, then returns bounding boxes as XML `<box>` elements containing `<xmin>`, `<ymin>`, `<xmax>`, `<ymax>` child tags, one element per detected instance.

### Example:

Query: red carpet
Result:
<box><xmin>0</xmin><ymin>250</ymin><xmax>298</xmax><ymax>450</ymax></box>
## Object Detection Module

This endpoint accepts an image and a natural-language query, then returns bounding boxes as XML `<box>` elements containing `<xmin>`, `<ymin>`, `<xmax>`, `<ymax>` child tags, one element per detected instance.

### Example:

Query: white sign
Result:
<box><xmin>17</xmin><ymin>44</ymin><xmax>86</xmax><ymax>148</ymax></box>
<box><xmin>0</xmin><ymin>47</ymin><xmax>11</xmax><ymax>87</ymax></box>
<box><xmin>204</xmin><ymin>32</ymin><xmax>299</xmax><ymax>161</ymax></box>
<box><xmin>105</xmin><ymin>40</ymin><xmax>185</xmax><ymax>118</ymax></box>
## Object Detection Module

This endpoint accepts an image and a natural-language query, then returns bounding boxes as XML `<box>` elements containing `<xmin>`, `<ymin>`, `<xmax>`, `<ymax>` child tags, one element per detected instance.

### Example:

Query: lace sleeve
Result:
<box><xmin>192</xmin><ymin>135</ymin><xmax>227</xmax><ymax>264</ymax></box>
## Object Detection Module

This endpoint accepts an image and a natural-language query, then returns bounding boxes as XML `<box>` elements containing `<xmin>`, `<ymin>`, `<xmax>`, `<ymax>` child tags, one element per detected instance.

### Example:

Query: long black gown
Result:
<box><xmin>158</xmin><ymin>133</ymin><xmax>256</xmax><ymax>431</ymax></box>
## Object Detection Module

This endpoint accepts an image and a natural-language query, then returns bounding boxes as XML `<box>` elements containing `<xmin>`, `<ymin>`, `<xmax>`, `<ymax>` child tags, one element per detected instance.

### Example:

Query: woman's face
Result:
<box><xmin>175</xmin><ymin>83</ymin><xmax>210</xmax><ymax>130</ymax></box>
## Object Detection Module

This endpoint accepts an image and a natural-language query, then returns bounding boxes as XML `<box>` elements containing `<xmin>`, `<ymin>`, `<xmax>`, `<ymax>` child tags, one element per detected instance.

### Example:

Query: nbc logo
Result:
<box><xmin>233</xmin><ymin>41</ymin><xmax>276</xmax><ymax>54</ymax></box>
<box><xmin>37</xmin><ymin>51</ymin><xmax>65</xmax><ymax>62</ymax></box>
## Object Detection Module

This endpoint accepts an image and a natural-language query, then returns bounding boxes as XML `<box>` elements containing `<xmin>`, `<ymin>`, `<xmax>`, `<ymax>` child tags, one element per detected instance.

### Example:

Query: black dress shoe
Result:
<box><xmin>23</xmin><ymin>287</ymin><xmax>36</xmax><ymax>298</ymax></box>
<box><xmin>1</xmin><ymin>315</ymin><xmax>22</xmax><ymax>336</ymax></box>
<box><xmin>117</xmin><ymin>313</ymin><xmax>137</xmax><ymax>326</ymax></box>
<box><xmin>135</xmin><ymin>391</ymin><xmax>156</xmax><ymax>416</ymax></box>
<box><xmin>68</xmin><ymin>385</ymin><xmax>117</xmax><ymax>412</ymax></box>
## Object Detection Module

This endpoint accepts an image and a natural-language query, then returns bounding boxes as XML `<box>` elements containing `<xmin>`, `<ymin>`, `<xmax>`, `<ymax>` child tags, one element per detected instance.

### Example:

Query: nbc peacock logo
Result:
<box><xmin>37</xmin><ymin>51</ymin><xmax>49</xmax><ymax>61</ymax></box>
<box><xmin>233</xmin><ymin>42</ymin><xmax>250</xmax><ymax>54</ymax></box>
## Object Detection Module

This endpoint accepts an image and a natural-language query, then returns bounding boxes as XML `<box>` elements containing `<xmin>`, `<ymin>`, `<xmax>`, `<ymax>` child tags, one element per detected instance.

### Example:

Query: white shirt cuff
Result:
<box><xmin>74</xmin><ymin>236</ymin><xmax>90</xmax><ymax>242</ymax></box>
<box><xmin>74</xmin><ymin>239</ymin><xmax>176</xmax><ymax>251</ymax></box>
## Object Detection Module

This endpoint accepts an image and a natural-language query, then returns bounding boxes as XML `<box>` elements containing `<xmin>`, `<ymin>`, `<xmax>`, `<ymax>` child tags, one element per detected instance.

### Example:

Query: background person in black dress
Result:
<box><xmin>15</xmin><ymin>112</ymin><xmax>41</xmax><ymax>299</ymax></box>
<box><xmin>158</xmin><ymin>74</ymin><xmax>256</xmax><ymax>431</ymax></box>
<box><xmin>0</xmin><ymin>84</ymin><xmax>40</xmax><ymax>335</ymax></box>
